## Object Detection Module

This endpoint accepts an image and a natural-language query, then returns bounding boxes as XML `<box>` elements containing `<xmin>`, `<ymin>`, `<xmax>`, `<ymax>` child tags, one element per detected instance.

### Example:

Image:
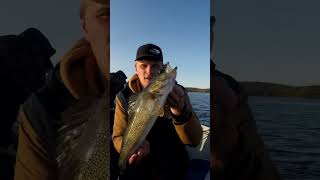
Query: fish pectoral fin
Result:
<box><xmin>128</xmin><ymin>93</ymin><xmax>140</xmax><ymax>114</ymax></box>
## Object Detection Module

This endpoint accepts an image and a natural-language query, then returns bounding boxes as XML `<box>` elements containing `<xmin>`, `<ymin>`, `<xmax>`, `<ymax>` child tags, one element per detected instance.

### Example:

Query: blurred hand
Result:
<box><xmin>166</xmin><ymin>84</ymin><xmax>189</xmax><ymax>116</ymax></box>
<box><xmin>128</xmin><ymin>140</ymin><xmax>150</xmax><ymax>165</ymax></box>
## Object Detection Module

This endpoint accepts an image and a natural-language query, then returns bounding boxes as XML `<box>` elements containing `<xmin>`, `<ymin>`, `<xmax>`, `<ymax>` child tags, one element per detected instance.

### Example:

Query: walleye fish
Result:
<box><xmin>118</xmin><ymin>62</ymin><xmax>177</xmax><ymax>172</ymax></box>
<box><xmin>56</xmin><ymin>90</ymin><xmax>110</xmax><ymax>180</ymax></box>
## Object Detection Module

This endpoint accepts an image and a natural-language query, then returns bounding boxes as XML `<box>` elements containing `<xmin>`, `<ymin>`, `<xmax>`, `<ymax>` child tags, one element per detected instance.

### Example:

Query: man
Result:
<box><xmin>112</xmin><ymin>43</ymin><xmax>203</xmax><ymax>180</ymax></box>
<box><xmin>0</xmin><ymin>28</ymin><xmax>54</xmax><ymax>180</ymax></box>
<box><xmin>14</xmin><ymin>0</ymin><xmax>115</xmax><ymax>179</ymax></box>
<box><xmin>210</xmin><ymin>14</ymin><xmax>282</xmax><ymax>179</ymax></box>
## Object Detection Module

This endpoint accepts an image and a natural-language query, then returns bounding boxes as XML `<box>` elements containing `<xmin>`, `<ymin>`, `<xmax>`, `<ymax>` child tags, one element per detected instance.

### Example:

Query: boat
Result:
<box><xmin>185</xmin><ymin>124</ymin><xmax>210</xmax><ymax>180</ymax></box>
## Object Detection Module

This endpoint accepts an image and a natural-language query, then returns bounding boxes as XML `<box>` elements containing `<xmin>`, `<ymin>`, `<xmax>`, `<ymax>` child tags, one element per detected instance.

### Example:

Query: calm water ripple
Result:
<box><xmin>189</xmin><ymin>94</ymin><xmax>320</xmax><ymax>179</ymax></box>
<box><xmin>249</xmin><ymin>96</ymin><xmax>320</xmax><ymax>180</ymax></box>
<box><xmin>189</xmin><ymin>92</ymin><xmax>210</xmax><ymax>127</ymax></box>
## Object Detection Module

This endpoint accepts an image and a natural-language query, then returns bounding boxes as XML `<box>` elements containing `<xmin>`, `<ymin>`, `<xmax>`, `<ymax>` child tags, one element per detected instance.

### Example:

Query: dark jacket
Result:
<box><xmin>14</xmin><ymin>38</ymin><xmax>122</xmax><ymax>180</ymax></box>
<box><xmin>112</xmin><ymin>74</ymin><xmax>203</xmax><ymax>180</ymax></box>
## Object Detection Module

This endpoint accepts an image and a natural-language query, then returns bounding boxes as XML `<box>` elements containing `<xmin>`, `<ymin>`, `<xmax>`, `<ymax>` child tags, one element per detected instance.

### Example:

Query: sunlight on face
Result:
<box><xmin>135</xmin><ymin>60</ymin><xmax>163</xmax><ymax>88</ymax></box>
<box><xmin>82</xmin><ymin>0</ymin><xmax>110</xmax><ymax>79</ymax></box>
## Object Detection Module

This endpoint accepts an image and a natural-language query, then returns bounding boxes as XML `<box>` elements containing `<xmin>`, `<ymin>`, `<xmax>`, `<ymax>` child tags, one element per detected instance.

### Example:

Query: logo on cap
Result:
<box><xmin>149</xmin><ymin>48</ymin><xmax>161</xmax><ymax>55</ymax></box>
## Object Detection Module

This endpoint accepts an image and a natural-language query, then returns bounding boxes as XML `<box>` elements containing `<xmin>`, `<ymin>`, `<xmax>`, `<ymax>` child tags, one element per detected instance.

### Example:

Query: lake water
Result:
<box><xmin>188</xmin><ymin>93</ymin><xmax>320</xmax><ymax>179</ymax></box>
<box><xmin>188</xmin><ymin>92</ymin><xmax>210</xmax><ymax>127</ymax></box>
<box><xmin>248</xmin><ymin>96</ymin><xmax>320</xmax><ymax>180</ymax></box>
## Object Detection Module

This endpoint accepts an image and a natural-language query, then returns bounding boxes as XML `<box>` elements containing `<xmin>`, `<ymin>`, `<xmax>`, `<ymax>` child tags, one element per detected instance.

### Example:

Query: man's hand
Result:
<box><xmin>166</xmin><ymin>84</ymin><xmax>189</xmax><ymax>116</ymax></box>
<box><xmin>128</xmin><ymin>141</ymin><xmax>150</xmax><ymax>165</ymax></box>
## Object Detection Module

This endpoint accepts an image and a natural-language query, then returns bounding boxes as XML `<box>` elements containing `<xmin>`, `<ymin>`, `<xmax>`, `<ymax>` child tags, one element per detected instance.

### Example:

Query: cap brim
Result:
<box><xmin>135</xmin><ymin>55</ymin><xmax>162</xmax><ymax>62</ymax></box>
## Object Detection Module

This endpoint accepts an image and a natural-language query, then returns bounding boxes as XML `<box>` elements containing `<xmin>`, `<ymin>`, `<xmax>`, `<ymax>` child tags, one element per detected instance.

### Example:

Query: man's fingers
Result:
<box><xmin>167</xmin><ymin>94</ymin><xmax>177</xmax><ymax>107</ymax></box>
<box><xmin>173</xmin><ymin>85</ymin><xmax>185</xmax><ymax>97</ymax></box>
<box><xmin>129</xmin><ymin>152</ymin><xmax>143</xmax><ymax>165</ymax></box>
<box><xmin>128</xmin><ymin>154</ymin><xmax>138</xmax><ymax>164</ymax></box>
<box><xmin>168</xmin><ymin>90</ymin><xmax>186</xmax><ymax>110</ymax></box>
<box><xmin>128</xmin><ymin>141</ymin><xmax>150</xmax><ymax>165</ymax></box>
<box><xmin>169</xmin><ymin>85</ymin><xmax>185</xmax><ymax>103</ymax></box>
<box><xmin>140</xmin><ymin>141</ymin><xmax>150</xmax><ymax>157</ymax></box>
<box><xmin>170</xmin><ymin>91</ymin><xmax>179</xmax><ymax>103</ymax></box>
<box><xmin>144</xmin><ymin>141</ymin><xmax>150</xmax><ymax>156</ymax></box>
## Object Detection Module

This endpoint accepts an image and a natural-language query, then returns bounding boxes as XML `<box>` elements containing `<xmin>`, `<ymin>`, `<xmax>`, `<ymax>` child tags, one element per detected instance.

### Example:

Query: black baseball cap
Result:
<box><xmin>135</xmin><ymin>43</ymin><xmax>163</xmax><ymax>62</ymax></box>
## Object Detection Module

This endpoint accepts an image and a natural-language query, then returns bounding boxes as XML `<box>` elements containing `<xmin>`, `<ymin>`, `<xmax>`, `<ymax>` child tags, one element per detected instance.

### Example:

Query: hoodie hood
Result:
<box><xmin>59</xmin><ymin>38</ymin><xmax>103</xmax><ymax>99</ymax></box>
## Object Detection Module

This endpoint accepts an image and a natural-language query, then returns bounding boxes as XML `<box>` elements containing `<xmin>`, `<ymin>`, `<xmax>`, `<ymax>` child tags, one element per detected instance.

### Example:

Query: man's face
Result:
<box><xmin>82</xmin><ymin>1</ymin><xmax>109</xmax><ymax>79</ymax></box>
<box><xmin>135</xmin><ymin>60</ymin><xmax>163</xmax><ymax>88</ymax></box>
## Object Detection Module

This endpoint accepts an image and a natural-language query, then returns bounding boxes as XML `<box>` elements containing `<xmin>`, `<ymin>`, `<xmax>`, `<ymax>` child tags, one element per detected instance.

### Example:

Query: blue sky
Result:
<box><xmin>1</xmin><ymin>0</ymin><xmax>209</xmax><ymax>88</ymax></box>
<box><xmin>111</xmin><ymin>0</ymin><xmax>210</xmax><ymax>89</ymax></box>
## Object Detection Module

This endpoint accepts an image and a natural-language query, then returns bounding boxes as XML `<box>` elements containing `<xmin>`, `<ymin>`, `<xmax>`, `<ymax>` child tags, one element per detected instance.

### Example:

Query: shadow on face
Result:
<box><xmin>81</xmin><ymin>0</ymin><xmax>110</xmax><ymax>79</ymax></box>
<box><xmin>135</xmin><ymin>60</ymin><xmax>163</xmax><ymax>88</ymax></box>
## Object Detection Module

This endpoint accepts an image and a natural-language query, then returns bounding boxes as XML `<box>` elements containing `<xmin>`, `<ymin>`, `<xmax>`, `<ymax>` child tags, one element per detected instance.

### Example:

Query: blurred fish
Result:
<box><xmin>56</xmin><ymin>90</ymin><xmax>110</xmax><ymax>180</ymax></box>
<box><xmin>118</xmin><ymin>62</ymin><xmax>177</xmax><ymax>172</ymax></box>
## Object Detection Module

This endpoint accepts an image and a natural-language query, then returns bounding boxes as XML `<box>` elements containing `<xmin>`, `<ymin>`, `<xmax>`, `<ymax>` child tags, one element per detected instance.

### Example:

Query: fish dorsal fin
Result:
<box><xmin>159</xmin><ymin>62</ymin><xmax>168</xmax><ymax>74</ymax></box>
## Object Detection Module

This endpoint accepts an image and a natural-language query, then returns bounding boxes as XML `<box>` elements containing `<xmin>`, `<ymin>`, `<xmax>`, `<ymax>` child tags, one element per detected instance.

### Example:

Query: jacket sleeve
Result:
<box><xmin>112</xmin><ymin>95</ymin><xmax>128</xmax><ymax>153</ymax></box>
<box><xmin>171</xmin><ymin>89</ymin><xmax>203</xmax><ymax>147</ymax></box>
<box><xmin>14</xmin><ymin>108</ymin><xmax>57</xmax><ymax>180</ymax></box>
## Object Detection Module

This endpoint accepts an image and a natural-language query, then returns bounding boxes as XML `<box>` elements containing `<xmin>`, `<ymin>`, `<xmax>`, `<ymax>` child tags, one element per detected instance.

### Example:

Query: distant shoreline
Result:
<box><xmin>185</xmin><ymin>82</ymin><xmax>320</xmax><ymax>98</ymax></box>
<box><xmin>185</xmin><ymin>87</ymin><xmax>210</xmax><ymax>93</ymax></box>
<box><xmin>240</xmin><ymin>81</ymin><xmax>320</xmax><ymax>99</ymax></box>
